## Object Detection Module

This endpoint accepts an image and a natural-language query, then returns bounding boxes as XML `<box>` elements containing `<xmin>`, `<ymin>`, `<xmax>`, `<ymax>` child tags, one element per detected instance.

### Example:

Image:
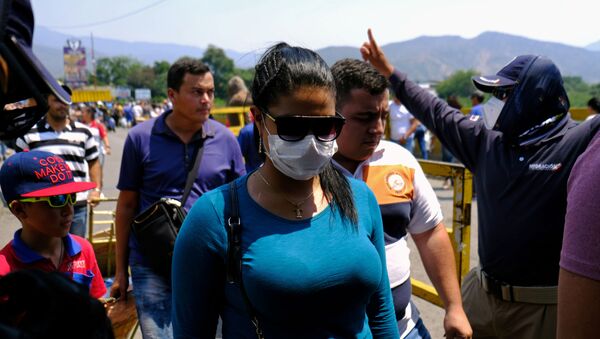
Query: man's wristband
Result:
<box><xmin>93</xmin><ymin>188</ymin><xmax>102</xmax><ymax>192</ymax></box>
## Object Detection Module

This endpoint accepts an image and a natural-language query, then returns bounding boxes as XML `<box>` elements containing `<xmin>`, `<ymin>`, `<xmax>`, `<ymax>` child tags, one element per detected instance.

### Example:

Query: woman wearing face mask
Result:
<box><xmin>172</xmin><ymin>43</ymin><xmax>398</xmax><ymax>338</ymax></box>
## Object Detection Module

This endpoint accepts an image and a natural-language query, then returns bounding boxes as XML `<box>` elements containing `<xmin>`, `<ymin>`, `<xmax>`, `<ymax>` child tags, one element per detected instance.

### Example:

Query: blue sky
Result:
<box><xmin>31</xmin><ymin>0</ymin><xmax>598</xmax><ymax>52</ymax></box>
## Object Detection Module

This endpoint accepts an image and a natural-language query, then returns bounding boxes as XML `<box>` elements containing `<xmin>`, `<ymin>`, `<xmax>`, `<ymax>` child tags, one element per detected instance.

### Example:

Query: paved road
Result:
<box><xmin>0</xmin><ymin>126</ymin><xmax>479</xmax><ymax>338</ymax></box>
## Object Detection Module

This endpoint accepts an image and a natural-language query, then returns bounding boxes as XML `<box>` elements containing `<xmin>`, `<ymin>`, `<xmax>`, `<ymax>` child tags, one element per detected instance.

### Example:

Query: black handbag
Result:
<box><xmin>227</xmin><ymin>182</ymin><xmax>264</xmax><ymax>339</ymax></box>
<box><xmin>130</xmin><ymin>142</ymin><xmax>205</xmax><ymax>278</ymax></box>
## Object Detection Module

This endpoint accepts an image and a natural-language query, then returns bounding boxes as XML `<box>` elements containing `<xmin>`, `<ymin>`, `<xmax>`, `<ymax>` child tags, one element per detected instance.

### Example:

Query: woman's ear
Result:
<box><xmin>250</xmin><ymin>106</ymin><xmax>262</xmax><ymax>122</ymax></box>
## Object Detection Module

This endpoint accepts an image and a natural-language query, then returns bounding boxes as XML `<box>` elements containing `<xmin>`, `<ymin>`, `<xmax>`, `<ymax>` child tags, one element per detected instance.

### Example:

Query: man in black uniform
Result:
<box><xmin>361</xmin><ymin>29</ymin><xmax>600</xmax><ymax>338</ymax></box>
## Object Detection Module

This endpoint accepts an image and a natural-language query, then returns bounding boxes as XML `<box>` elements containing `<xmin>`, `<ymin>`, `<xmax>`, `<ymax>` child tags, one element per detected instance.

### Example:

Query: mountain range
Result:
<box><xmin>33</xmin><ymin>27</ymin><xmax>600</xmax><ymax>83</ymax></box>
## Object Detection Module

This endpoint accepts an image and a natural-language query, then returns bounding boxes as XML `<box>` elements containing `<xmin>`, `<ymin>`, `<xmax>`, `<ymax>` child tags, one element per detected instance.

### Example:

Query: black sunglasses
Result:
<box><xmin>262</xmin><ymin>110</ymin><xmax>345</xmax><ymax>142</ymax></box>
<box><xmin>492</xmin><ymin>86</ymin><xmax>514</xmax><ymax>101</ymax></box>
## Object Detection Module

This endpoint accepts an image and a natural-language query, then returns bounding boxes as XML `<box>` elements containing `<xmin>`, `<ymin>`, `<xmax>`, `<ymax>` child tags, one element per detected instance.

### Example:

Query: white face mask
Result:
<box><xmin>264</xmin><ymin>126</ymin><xmax>337</xmax><ymax>180</ymax></box>
<box><xmin>482</xmin><ymin>96</ymin><xmax>506</xmax><ymax>129</ymax></box>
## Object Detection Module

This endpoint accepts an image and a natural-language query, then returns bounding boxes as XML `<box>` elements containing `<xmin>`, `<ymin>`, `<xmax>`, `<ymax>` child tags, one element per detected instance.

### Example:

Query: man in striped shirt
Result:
<box><xmin>15</xmin><ymin>85</ymin><xmax>102</xmax><ymax>237</ymax></box>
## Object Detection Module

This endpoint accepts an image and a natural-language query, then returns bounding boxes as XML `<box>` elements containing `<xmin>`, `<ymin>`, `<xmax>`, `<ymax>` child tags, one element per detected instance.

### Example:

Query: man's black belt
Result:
<box><xmin>479</xmin><ymin>269</ymin><xmax>557</xmax><ymax>304</ymax></box>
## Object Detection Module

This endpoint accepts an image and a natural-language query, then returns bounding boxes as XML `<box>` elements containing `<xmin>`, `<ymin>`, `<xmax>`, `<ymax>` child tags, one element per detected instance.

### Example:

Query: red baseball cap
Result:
<box><xmin>0</xmin><ymin>150</ymin><xmax>96</xmax><ymax>203</ymax></box>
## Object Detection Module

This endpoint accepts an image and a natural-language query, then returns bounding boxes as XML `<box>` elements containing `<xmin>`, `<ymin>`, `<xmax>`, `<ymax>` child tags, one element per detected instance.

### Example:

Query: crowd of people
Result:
<box><xmin>1</xmin><ymin>1</ymin><xmax>600</xmax><ymax>338</ymax></box>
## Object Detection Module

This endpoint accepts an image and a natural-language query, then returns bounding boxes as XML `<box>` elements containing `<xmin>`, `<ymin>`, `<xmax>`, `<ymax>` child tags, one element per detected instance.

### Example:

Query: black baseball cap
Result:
<box><xmin>472</xmin><ymin>55</ymin><xmax>536</xmax><ymax>92</ymax></box>
<box><xmin>0</xmin><ymin>0</ymin><xmax>71</xmax><ymax>140</ymax></box>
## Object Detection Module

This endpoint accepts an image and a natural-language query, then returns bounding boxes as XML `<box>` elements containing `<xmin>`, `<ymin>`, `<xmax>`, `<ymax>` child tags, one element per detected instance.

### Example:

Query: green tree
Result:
<box><xmin>236</xmin><ymin>67</ymin><xmax>255</xmax><ymax>92</ymax></box>
<box><xmin>590</xmin><ymin>83</ymin><xmax>600</xmax><ymax>99</ymax></box>
<box><xmin>95</xmin><ymin>56</ymin><xmax>141</xmax><ymax>86</ymax></box>
<box><xmin>151</xmin><ymin>61</ymin><xmax>170</xmax><ymax>100</ymax></box>
<box><xmin>201</xmin><ymin>45</ymin><xmax>235</xmax><ymax>100</ymax></box>
<box><xmin>435</xmin><ymin>69</ymin><xmax>480</xmax><ymax>100</ymax></box>
<box><xmin>563</xmin><ymin>76</ymin><xmax>593</xmax><ymax>107</ymax></box>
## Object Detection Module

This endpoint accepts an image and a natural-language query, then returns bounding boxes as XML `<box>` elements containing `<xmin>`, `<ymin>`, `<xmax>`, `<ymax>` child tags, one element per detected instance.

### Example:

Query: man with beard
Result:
<box><xmin>111</xmin><ymin>57</ymin><xmax>245</xmax><ymax>338</ymax></box>
<box><xmin>15</xmin><ymin>85</ymin><xmax>101</xmax><ymax>238</ymax></box>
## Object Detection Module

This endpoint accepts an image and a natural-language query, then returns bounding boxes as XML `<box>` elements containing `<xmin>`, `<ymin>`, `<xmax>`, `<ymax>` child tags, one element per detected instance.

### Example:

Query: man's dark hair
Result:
<box><xmin>330</xmin><ymin>58</ymin><xmax>389</xmax><ymax>109</ymax></box>
<box><xmin>167</xmin><ymin>57</ymin><xmax>210</xmax><ymax>91</ymax></box>
<box><xmin>81</xmin><ymin>105</ymin><xmax>95</xmax><ymax>115</ymax></box>
<box><xmin>0</xmin><ymin>270</ymin><xmax>114</xmax><ymax>339</ymax></box>
<box><xmin>471</xmin><ymin>91</ymin><xmax>484</xmax><ymax>104</ymax></box>
<box><xmin>588</xmin><ymin>97</ymin><xmax>600</xmax><ymax>113</ymax></box>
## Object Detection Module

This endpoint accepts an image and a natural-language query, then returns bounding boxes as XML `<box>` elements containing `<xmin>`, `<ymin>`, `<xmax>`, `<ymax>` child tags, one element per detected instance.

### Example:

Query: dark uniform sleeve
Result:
<box><xmin>389</xmin><ymin>71</ymin><xmax>493</xmax><ymax>172</ymax></box>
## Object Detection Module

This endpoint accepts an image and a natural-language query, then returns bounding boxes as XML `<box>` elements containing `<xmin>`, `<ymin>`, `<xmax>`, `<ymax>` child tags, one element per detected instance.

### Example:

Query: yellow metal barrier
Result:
<box><xmin>87</xmin><ymin>197</ymin><xmax>118</xmax><ymax>277</ymax></box>
<box><xmin>211</xmin><ymin>106</ymin><xmax>248</xmax><ymax>136</ymax></box>
<box><xmin>88</xmin><ymin>198</ymin><xmax>140</xmax><ymax>339</ymax></box>
<box><xmin>411</xmin><ymin>160</ymin><xmax>473</xmax><ymax>307</ymax></box>
<box><xmin>72</xmin><ymin>88</ymin><xmax>113</xmax><ymax>103</ymax></box>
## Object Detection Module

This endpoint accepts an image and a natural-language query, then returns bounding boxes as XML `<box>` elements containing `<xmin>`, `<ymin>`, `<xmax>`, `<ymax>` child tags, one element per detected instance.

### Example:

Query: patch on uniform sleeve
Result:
<box><xmin>386</xmin><ymin>172</ymin><xmax>405</xmax><ymax>195</ymax></box>
<box><xmin>469</xmin><ymin>115</ymin><xmax>480</xmax><ymax>122</ymax></box>
<box><xmin>363</xmin><ymin>165</ymin><xmax>414</xmax><ymax>205</ymax></box>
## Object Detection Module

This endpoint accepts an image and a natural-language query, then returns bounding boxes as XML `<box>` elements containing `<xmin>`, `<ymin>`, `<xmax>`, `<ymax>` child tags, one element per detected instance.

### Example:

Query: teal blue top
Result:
<box><xmin>172</xmin><ymin>174</ymin><xmax>399</xmax><ymax>339</ymax></box>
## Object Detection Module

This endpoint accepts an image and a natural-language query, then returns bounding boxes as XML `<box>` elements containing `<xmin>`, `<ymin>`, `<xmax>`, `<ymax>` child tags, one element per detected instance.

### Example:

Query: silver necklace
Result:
<box><xmin>256</xmin><ymin>169</ymin><xmax>314</xmax><ymax>219</ymax></box>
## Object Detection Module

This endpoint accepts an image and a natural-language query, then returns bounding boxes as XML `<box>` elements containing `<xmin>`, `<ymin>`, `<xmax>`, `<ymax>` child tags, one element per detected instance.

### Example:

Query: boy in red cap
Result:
<box><xmin>0</xmin><ymin>150</ymin><xmax>106</xmax><ymax>298</ymax></box>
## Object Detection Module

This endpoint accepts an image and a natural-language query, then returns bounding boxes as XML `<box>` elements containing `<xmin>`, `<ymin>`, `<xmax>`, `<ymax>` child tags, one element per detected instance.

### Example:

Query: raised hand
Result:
<box><xmin>360</xmin><ymin>28</ymin><xmax>395</xmax><ymax>78</ymax></box>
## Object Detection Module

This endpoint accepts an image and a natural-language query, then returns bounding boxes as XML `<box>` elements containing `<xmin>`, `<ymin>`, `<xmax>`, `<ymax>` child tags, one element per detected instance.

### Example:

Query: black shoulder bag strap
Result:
<box><xmin>227</xmin><ymin>182</ymin><xmax>265</xmax><ymax>339</ymax></box>
<box><xmin>180</xmin><ymin>139</ymin><xmax>205</xmax><ymax>206</ymax></box>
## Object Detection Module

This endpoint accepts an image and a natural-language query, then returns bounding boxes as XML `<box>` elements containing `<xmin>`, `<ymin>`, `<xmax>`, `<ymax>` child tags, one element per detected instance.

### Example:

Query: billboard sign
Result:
<box><xmin>134</xmin><ymin>88</ymin><xmax>151</xmax><ymax>101</ymax></box>
<box><xmin>63</xmin><ymin>39</ymin><xmax>88</xmax><ymax>88</ymax></box>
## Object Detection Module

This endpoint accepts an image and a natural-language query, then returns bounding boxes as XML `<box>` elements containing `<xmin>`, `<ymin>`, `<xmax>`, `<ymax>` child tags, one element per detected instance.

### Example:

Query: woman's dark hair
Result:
<box><xmin>251</xmin><ymin>43</ymin><xmax>357</xmax><ymax>226</ymax></box>
<box><xmin>251</xmin><ymin>42</ymin><xmax>335</xmax><ymax>108</ymax></box>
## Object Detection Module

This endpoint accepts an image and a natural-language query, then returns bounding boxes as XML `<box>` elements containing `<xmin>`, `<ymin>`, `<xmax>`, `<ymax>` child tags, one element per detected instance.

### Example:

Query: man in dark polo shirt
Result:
<box><xmin>361</xmin><ymin>30</ymin><xmax>600</xmax><ymax>338</ymax></box>
<box><xmin>111</xmin><ymin>57</ymin><xmax>245</xmax><ymax>338</ymax></box>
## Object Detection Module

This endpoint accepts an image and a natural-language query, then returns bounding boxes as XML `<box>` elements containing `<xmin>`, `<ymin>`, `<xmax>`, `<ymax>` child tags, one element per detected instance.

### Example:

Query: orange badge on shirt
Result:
<box><xmin>362</xmin><ymin>165</ymin><xmax>414</xmax><ymax>205</ymax></box>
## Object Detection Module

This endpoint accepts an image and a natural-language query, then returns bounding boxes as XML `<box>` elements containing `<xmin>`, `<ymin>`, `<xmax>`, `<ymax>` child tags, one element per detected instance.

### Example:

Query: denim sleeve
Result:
<box><xmin>389</xmin><ymin>71</ymin><xmax>491</xmax><ymax>172</ymax></box>
<box><xmin>172</xmin><ymin>194</ymin><xmax>227</xmax><ymax>338</ymax></box>
<box><xmin>364</xmin><ymin>186</ymin><xmax>400</xmax><ymax>338</ymax></box>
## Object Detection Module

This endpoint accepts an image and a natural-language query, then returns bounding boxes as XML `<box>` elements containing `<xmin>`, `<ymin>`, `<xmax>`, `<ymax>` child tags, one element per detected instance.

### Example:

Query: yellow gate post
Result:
<box><xmin>410</xmin><ymin>160</ymin><xmax>473</xmax><ymax>307</ymax></box>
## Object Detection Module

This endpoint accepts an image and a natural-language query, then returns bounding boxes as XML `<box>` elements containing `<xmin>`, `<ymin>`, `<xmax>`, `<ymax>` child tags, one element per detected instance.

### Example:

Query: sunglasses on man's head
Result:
<box><xmin>16</xmin><ymin>193</ymin><xmax>77</xmax><ymax>208</ymax></box>
<box><xmin>492</xmin><ymin>86</ymin><xmax>514</xmax><ymax>101</ymax></box>
<box><xmin>262</xmin><ymin>110</ymin><xmax>345</xmax><ymax>142</ymax></box>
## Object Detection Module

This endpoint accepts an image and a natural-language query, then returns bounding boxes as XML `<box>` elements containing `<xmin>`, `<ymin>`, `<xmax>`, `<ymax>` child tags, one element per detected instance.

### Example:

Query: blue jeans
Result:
<box><xmin>402</xmin><ymin>136</ymin><xmax>416</xmax><ymax>154</ymax></box>
<box><xmin>413</xmin><ymin>126</ymin><xmax>429</xmax><ymax>159</ymax></box>
<box><xmin>130</xmin><ymin>260</ymin><xmax>173</xmax><ymax>339</ymax></box>
<box><xmin>70</xmin><ymin>204</ymin><xmax>87</xmax><ymax>237</ymax></box>
<box><xmin>404</xmin><ymin>318</ymin><xmax>432</xmax><ymax>339</ymax></box>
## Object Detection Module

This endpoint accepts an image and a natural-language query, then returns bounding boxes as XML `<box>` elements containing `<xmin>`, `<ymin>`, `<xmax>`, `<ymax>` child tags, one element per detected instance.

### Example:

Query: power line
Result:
<box><xmin>45</xmin><ymin>0</ymin><xmax>168</xmax><ymax>29</ymax></box>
